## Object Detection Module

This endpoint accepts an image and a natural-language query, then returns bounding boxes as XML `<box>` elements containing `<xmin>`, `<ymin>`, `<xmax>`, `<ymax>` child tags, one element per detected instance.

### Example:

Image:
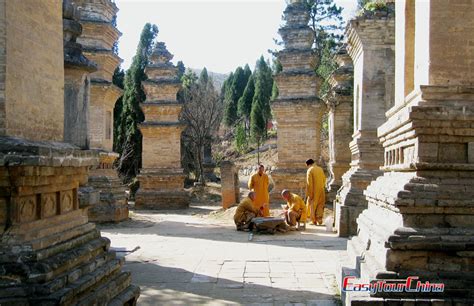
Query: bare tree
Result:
<box><xmin>181</xmin><ymin>76</ymin><xmax>223</xmax><ymax>184</ymax></box>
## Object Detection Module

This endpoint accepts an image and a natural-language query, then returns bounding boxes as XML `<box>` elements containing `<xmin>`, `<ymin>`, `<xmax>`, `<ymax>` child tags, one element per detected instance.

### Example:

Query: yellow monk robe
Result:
<box><xmin>248</xmin><ymin>172</ymin><xmax>270</xmax><ymax>217</ymax></box>
<box><xmin>234</xmin><ymin>197</ymin><xmax>260</xmax><ymax>225</ymax></box>
<box><xmin>305</xmin><ymin>165</ymin><xmax>326</xmax><ymax>224</ymax></box>
<box><xmin>286</xmin><ymin>192</ymin><xmax>307</xmax><ymax>222</ymax></box>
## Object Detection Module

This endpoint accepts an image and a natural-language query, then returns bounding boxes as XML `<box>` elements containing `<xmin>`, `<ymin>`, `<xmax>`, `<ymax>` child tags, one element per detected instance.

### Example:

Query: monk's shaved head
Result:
<box><xmin>248</xmin><ymin>191</ymin><xmax>256</xmax><ymax>200</ymax></box>
<box><xmin>281</xmin><ymin>189</ymin><xmax>290</xmax><ymax>198</ymax></box>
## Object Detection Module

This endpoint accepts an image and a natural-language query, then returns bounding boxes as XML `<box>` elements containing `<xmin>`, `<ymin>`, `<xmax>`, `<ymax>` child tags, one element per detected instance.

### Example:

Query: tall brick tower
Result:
<box><xmin>136</xmin><ymin>42</ymin><xmax>189</xmax><ymax>209</ymax></box>
<box><xmin>271</xmin><ymin>0</ymin><xmax>324</xmax><ymax>202</ymax></box>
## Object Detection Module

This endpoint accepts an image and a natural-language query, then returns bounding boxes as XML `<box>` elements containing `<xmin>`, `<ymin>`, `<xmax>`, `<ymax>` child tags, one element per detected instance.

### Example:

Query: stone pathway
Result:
<box><xmin>99</xmin><ymin>203</ymin><xmax>348</xmax><ymax>305</ymax></box>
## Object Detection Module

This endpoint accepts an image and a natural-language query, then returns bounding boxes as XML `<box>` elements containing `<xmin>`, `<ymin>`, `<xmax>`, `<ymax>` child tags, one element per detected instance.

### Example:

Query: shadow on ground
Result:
<box><xmin>124</xmin><ymin>261</ymin><xmax>341</xmax><ymax>305</ymax></box>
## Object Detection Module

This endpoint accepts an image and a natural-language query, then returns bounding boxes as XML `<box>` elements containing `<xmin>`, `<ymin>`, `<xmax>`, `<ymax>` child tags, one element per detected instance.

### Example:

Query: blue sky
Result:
<box><xmin>115</xmin><ymin>0</ymin><xmax>358</xmax><ymax>74</ymax></box>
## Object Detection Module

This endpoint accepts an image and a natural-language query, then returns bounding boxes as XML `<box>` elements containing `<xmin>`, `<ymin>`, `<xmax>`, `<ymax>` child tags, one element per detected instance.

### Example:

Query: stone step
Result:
<box><xmin>76</xmin><ymin>271</ymin><xmax>135</xmax><ymax>306</ymax></box>
<box><xmin>33</xmin><ymin>227</ymin><xmax>100</xmax><ymax>262</ymax></box>
<box><xmin>28</xmin><ymin>236</ymin><xmax>111</xmax><ymax>283</ymax></box>
<box><xmin>33</xmin><ymin>251</ymin><xmax>117</xmax><ymax>295</ymax></box>
<box><xmin>38</xmin><ymin>256</ymin><xmax>124</xmax><ymax>305</ymax></box>
<box><xmin>108</xmin><ymin>283</ymin><xmax>140</xmax><ymax>306</ymax></box>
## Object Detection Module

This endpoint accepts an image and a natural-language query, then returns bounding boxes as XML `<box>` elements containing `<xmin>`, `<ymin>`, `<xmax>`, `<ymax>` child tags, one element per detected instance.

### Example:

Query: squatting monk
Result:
<box><xmin>248</xmin><ymin>164</ymin><xmax>270</xmax><ymax>217</ymax></box>
<box><xmin>281</xmin><ymin>189</ymin><xmax>307</xmax><ymax>227</ymax></box>
<box><xmin>233</xmin><ymin>192</ymin><xmax>263</xmax><ymax>231</ymax></box>
<box><xmin>305</xmin><ymin>158</ymin><xmax>326</xmax><ymax>225</ymax></box>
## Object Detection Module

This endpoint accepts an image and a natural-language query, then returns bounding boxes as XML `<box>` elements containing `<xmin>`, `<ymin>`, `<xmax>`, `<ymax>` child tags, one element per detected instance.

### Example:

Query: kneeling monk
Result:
<box><xmin>234</xmin><ymin>192</ymin><xmax>262</xmax><ymax>231</ymax></box>
<box><xmin>281</xmin><ymin>189</ymin><xmax>307</xmax><ymax>226</ymax></box>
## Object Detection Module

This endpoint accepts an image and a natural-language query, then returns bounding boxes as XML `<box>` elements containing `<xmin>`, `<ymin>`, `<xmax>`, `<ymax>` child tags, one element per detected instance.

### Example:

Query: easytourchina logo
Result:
<box><xmin>342</xmin><ymin>276</ymin><xmax>445</xmax><ymax>294</ymax></box>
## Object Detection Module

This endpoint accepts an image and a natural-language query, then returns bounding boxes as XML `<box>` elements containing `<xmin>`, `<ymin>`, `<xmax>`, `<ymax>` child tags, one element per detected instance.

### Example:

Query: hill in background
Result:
<box><xmin>190</xmin><ymin>68</ymin><xmax>228</xmax><ymax>90</ymax></box>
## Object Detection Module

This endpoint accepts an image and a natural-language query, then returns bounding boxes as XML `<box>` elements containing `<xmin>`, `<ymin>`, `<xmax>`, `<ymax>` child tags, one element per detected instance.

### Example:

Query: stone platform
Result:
<box><xmin>0</xmin><ymin>137</ymin><xmax>139</xmax><ymax>305</ymax></box>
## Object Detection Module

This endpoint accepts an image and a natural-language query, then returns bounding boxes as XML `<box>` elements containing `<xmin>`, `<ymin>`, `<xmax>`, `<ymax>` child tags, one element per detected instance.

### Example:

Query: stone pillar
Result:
<box><xmin>0</xmin><ymin>1</ymin><xmax>139</xmax><ymax>303</ymax></box>
<box><xmin>270</xmin><ymin>0</ymin><xmax>324</xmax><ymax>203</ymax></box>
<box><xmin>135</xmin><ymin>42</ymin><xmax>189</xmax><ymax>209</ymax></box>
<box><xmin>342</xmin><ymin>1</ymin><xmax>474</xmax><ymax>304</ymax></box>
<box><xmin>75</xmin><ymin>0</ymin><xmax>128</xmax><ymax>223</ymax></box>
<box><xmin>324</xmin><ymin>46</ymin><xmax>353</xmax><ymax>203</ymax></box>
<box><xmin>63</xmin><ymin>2</ymin><xmax>97</xmax><ymax>148</ymax></box>
<box><xmin>334</xmin><ymin>6</ymin><xmax>395</xmax><ymax>237</ymax></box>
<box><xmin>221</xmin><ymin>161</ymin><xmax>240</xmax><ymax>209</ymax></box>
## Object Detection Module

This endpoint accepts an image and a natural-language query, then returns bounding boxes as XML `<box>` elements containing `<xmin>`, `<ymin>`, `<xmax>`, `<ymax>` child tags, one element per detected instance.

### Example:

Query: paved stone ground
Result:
<box><xmin>99</xmin><ymin>201</ymin><xmax>348</xmax><ymax>305</ymax></box>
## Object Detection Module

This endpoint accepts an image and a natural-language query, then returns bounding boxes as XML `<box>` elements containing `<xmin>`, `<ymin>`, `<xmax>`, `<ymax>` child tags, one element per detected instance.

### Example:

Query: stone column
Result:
<box><xmin>0</xmin><ymin>1</ymin><xmax>139</xmax><ymax>303</ymax></box>
<box><xmin>63</xmin><ymin>2</ymin><xmax>97</xmax><ymax>148</ymax></box>
<box><xmin>75</xmin><ymin>0</ymin><xmax>128</xmax><ymax>223</ymax></box>
<box><xmin>324</xmin><ymin>46</ymin><xmax>353</xmax><ymax>203</ymax></box>
<box><xmin>270</xmin><ymin>0</ymin><xmax>324</xmax><ymax>203</ymax></box>
<box><xmin>221</xmin><ymin>161</ymin><xmax>240</xmax><ymax>209</ymax></box>
<box><xmin>135</xmin><ymin>42</ymin><xmax>189</xmax><ymax>209</ymax></box>
<box><xmin>334</xmin><ymin>6</ymin><xmax>395</xmax><ymax>237</ymax></box>
<box><xmin>342</xmin><ymin>1</ymin><xmax>474</xmax><ymax>304</ymax></box>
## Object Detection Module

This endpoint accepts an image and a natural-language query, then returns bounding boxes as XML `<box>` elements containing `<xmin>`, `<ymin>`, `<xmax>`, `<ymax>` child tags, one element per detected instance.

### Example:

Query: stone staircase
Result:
<box><xmin>0</xmin><ymin>216</ymin><xmax>139</xmax><ymax>305</ymax></box>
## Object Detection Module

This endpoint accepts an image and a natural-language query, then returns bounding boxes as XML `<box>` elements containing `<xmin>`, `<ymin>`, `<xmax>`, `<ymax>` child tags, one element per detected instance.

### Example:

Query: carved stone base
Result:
<box><xmin>135</xmin><ymin>168</ymin><xmax>189</xmax><ymax>209</ymax></box>
<box><xmin>0</xmin><ymin>138</ymin><xmax>139</xmax><ymax>304</ymax></box>
<box><xmin>334</xmin><ymin>167</ymin><xmax>382</xmax><ymax>237</ymax></box>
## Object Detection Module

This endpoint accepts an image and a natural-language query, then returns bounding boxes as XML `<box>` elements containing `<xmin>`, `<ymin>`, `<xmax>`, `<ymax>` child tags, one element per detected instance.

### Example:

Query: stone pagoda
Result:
<box><xmin>334</xmin><ymin>6</ymin><xmax>395</xmax><ymax>237</ymax></box>
<box><xmin>0</xmin><ymin>0</ymin><xmax>139</xmax><ymax>303</ymax></box>
<box><xmin>271</xmin><ymin>0</ymin><xmax>324</xmax><ymax>202</ymax></box>
<box><xmin>75</xmin><ymin>0</ymin><xmax>128</xmax><ymax>223</ymax></box>
<box><xmin>324</xmin><ymin>46</ymin><xmax>353</xmax><ymax>205</ymax></box>
<box><xmin>136</xmin><ymin>42</ymin><xmax>189</xmax><ymax>209</ymax></box>
<box><xmin>341</xmin><ymin>1</ymin><xmax>474</xmax><ymax>304</ymax></box>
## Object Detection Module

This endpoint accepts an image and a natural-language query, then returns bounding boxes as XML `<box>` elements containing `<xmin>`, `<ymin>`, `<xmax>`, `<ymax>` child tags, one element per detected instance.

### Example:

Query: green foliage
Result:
<box><xmin>112</xmin><ymin>67</ymin><xmax>125</xmax><ymax>152</ymax></box>
<box><xmin>304</xmin><ymin>0</ymin><xmax>344</xmax><ymax>62</ymax></box>
<box><xmin>253</xmin><ymin>56</ymin><xmax>273</xmax><ymax>125</ymax></box>
<box><xmin>234</xmin><ymin>123</ymin><xmax>248</xmax><ymax>153</ymax></box>
<box><xmin>250</xmin><ymin>93</ymin><xmax>266</xmax><ymax>141</ymax></box>
<box><xmin>115</xmin><ymin>23</ymin><xmax>158</xmax><ymax>181</ymax></box>
<box><xmin>181</xmin><ymin>68</ymin><xmax>198</xmax><ymax>89</ymax></box>
<box><xmin>176</xmin><ymin>61</ymin><xmax>185</xmax><ymax>80</ymax></box>
<box><xmin>237</xmin><ymin>74</ymin><xmax>255</xmax><ymax>120</ymax></box>
<box><xmin>222</xmin><ymin>72</ymin><xmax>237</xmax><ymax>126</ymax></box>
<box><xmin>363</xmin><ymin>0</ymin><xmax>388</xmax><ymax>11</ymax></box>
<box><xmin>316</xmin><ymin>37</ymin><xmax>338</xmax><ymax>97</ymax></box>
<box><xmin>199</xmin><ymin>67</ymin><xmax>209</xmax><ymax>85</ymax></box>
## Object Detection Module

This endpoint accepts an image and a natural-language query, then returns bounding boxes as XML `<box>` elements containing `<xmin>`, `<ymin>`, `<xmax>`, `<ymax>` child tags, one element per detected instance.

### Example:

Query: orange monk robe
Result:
<box><xmin>248</xmin><ymin>172</ymin><xmax>270</xmax><ymax>217</ymax></box>
<box><xmin>305</xmin><ymin>165</ymin><xmax>326</xmax><ymax>224</ymax></box>
<box><xmin>286</xmin><ymin>192</ymin><xmax>307</xmax><ymax>222</ymax></box>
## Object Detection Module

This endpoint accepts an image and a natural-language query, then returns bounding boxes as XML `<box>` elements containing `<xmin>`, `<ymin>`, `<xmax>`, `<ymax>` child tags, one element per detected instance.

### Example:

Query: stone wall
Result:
<box><xmin>1</xmin><ymin>0</ymin><xmax>64</xmax><ymax>141</ymax></box>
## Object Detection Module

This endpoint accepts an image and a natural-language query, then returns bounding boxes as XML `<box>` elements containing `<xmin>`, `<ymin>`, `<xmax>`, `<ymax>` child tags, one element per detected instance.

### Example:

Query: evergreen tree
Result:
<box><xmin>112</xmin><ymin>67</ymin><xmax>125</xmax><ymax>153</ymax></box>
<box><xmin>116</xmin><ymin>23</ymin><xmax>158</xmax><ymax>181</ymax></box>
<box><xmin>237</xmin><ymin>74</ymin><xmax>255</xmax><ymax>122</ymax></box>
<box><xmin>243</xmin><ymin>64</ymin><xmax>252</xmax><ymax>85</ymax></box>
<box><xmin>250</xmin><ymin>91</ymin><xmax>266</xmax><ymax>142</ymax></box>
<box><xmin>232</xmin><ymin>66</ymin><xmax>250</xmax><ymax>105</ymax></box>
<box><xmin>252</xmin><ymin>56</ymin><xmax>273</xmax><ymax>134</ymax></box>
<box><xmin>176</xmin><ymin>61</ymin><xmax>185</xmax><ymax>80</ymax></box>
<box><xmin>223</xmin><ymin>72</ymin><xmax>237</xmax><ymax>126</ymax></box>
<box><xmin>199</xmin><ymin>67</ymin><xmax>209</xmax><ymax>86</ymax></box>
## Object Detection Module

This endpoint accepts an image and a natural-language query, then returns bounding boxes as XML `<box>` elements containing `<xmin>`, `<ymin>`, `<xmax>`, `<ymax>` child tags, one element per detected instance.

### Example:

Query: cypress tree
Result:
<box><xmin>252</xmin><ymin>56</ymin><xmax>273</xmax><ymax>135</ymax></box>
<box><xmin>237</xmin><ymin>74</ymin><xmax>255</xmax><ymax>135</ymax></box>
<box><xmin>223</xmin><ymin>72</ymin><xmax>237</xmax><ymax>126</ymax></box>
<box><xmin>176</xmin><ymin>61</ymin><xmax>185</xmax><ymax>80</ymax></box>
<box><xmin>112</xmin><ymin>67</ymin><xmax>125</xmax><ymax>153</ymax></box>
<box><xmin>116</xmin><ymin>23</ymin><xmax>158</xmax><ymax>180</ymax></box>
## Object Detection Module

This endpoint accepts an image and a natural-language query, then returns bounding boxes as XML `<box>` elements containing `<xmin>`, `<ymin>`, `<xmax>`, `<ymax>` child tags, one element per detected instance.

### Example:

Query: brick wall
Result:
<box><xmin>3</xmin><ymin>0</ymin><xmax>64</xmax><ymax>141</ymax></box>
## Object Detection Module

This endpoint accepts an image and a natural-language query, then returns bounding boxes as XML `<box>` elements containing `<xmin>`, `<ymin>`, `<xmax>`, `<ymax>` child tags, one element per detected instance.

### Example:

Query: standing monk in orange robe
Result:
<box><xmin>248</xmin><ymin>164</ymin><xmax>270</xmax><ymax>217</ymax></box>
<box><xmin>305</xmin><ymin>158</ymin><xmax>326</xmax><ymax>225</ymax></box>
